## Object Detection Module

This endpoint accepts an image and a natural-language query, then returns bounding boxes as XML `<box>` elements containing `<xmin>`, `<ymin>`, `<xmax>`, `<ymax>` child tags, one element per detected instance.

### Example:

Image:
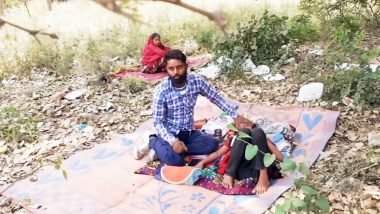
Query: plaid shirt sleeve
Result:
<box><xmin>199</xmin><ymin>76</ymin><xmax>238</xmax><ymax>118</ymax></box>
<box><xmin>152</xmin><ymin>87</ymin><xmax>176</xmax><ymax>145</ymax></box>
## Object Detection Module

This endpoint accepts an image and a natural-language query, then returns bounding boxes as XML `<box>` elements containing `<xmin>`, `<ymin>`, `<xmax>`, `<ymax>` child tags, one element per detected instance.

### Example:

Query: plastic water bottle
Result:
<box><xmin>214</xmin><ymin>129</ymin><xmax>223</xmax><ymax>143</ymax></box>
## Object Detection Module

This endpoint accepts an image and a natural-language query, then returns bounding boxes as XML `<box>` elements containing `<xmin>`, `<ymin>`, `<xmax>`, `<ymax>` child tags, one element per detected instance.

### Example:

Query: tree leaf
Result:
<box><xmin>54</xmin><ymin>162</ymin><xmax>60</xmax><ymax>170</ymax></box>
<box><xmin>54</xmin><ymin>159</ymin><xmax>62</xmax><ymax>170</ymax></box>
<box><xmin>292</xmin><ymin>197</ymin><xmax>306</xmax><ymax>207</ymax></box>
<box><xmin>316</xmin><ymin>196</ymin><xmax>330</xmax><ymax>212</ymax></box>
<box><xmin>301</xmin><ymin>185</ymin><xmax>318</xmax><ymax>195</ymax></box>
<box><xmin>227</xmin><ymin>123</ymin><xmax>239</xmax><ymax>132</ymax></box>
<box><xmin>275</xmin><ymin>204</ymin><xmax>285</xmax><ymax>214</ymax></box>
<box><xmin>280</xmin><ymin>157</ymin><xmax>296</xmax><ymax>171</ymax></box>
<box><xmin>298</xmin><ymin>162</ymin><xmax>310</xmax><ymax>176</ymax></box>
<box><xmin>245</xmin><ymin>144</ymin><xmax>258</xmax><ymax>160</ymax></box>
<box><xmin>238</xmin><ymin>131</ymin><xmax>252</xmax><ymax>139</ymax></box>
<box><xmin>264</xmin><ymin>153</ymin><xmax>276</xmax><ymax>167</ymax></box>
<box><xmin>62</xmin><ymin>169</ymin><xmax>68</xmax><ymax>180</ymax></box>
<box><xmin>282</xmin><ymin>199</ymin><xmax>292</xmax><ymax>211</ymax></box>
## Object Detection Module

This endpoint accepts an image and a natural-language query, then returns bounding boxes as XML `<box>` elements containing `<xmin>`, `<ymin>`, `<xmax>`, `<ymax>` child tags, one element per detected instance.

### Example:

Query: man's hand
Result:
<box><xmin>234</xmin><ymin>114</ymin><xmax>252</xmax><ymax>130</ymax></box>
<box><xmin>172</xmin><ymin>139</ymin><xmax>187</xmax><ymax>154</ymax></box>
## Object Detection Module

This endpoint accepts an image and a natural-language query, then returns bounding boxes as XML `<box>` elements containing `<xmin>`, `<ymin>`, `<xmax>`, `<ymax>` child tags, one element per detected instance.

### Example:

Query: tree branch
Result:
<box><xmin>0</xmin><ymin>18</ymin><xmax>58</xmax><ymax>39</ymax></box>
<box><xmin>0</xmin><ymin>0</ymin><xmax>4</xmax><ymax>16</ymax></box>
<box><xmin>47</xmin><ymin>0</ymin><xmax>52</xmax><ymax>11</ymax></box>
<box><xmin>91</xmin><ymin>0</ymin><xmax>143</xmax><ymax>23</ymax></box>
<box><xmin>92</xmin><ymin>0</ymin><xmax>227</xmax><ymax>35</ymax></box>
<box><xmin>151</xmin><ymin>0</ymin><xmax>227</xmax><ymax>35</ymax></box>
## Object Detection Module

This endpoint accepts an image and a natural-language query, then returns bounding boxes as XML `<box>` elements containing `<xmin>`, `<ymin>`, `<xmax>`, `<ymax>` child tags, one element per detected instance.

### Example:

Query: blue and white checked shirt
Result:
<box><xmin>152</xmin><ymin>73</ymin><xmax>238</xmax><ymax>145</ymax></box>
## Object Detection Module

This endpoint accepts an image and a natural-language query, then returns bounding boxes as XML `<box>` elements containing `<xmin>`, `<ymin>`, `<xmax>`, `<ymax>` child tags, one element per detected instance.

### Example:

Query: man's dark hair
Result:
<box><xmin>150</xmin><ymin>33</ymin><xmax>160</xmax><ymax>39</ymax></box>
<box><xmin>164</xmin><ymin>49</ymin><xmax>187</xmax><ymax>64</ymax></box>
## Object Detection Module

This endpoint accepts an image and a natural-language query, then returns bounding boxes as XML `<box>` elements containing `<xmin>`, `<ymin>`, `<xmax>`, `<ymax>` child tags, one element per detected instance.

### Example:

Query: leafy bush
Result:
<box><xmin>214</xmin><ymin>11</ymin><xmax>290</xmax><ymax>64</ymax></box>
<box><xmin>0</xmin><ymin>106</ymin><xmax>39</xmax><ymax>144</ymax></box>
<box><xmin>197</xmin><ymin>30</ymin><xmax>215</xmax><ymax>50</ymax></box>
<box><xmin>319</xmin><ymin>67</ymin><xmax>380</xmax><ymax>108</ymax></box>
<box><xmin>214</xmin><ymin>10</ymin><xmax>291</xmax><ymax>70</ymax></box>
<box><xmin>325</xmin><ymin>26</ymin><xmax>367</xmax><ymax>65</ymax></box>
<box><xmin>300</xmin><ymin>0</ymin><xmax>380</xmax><ymax>28</ymax></box>
<box><xmin>289</xmin><ymin>14</ymin><xmax>320</xmax><ymax>42</ymax></box>
<box><xmin>0</xmin><ymin>39</ymin><xmax>76</xmax><ymax>77</ymax></box>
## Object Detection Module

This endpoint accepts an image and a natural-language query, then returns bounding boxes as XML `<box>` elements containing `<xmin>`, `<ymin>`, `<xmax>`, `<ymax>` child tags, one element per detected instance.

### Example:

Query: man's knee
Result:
<box><xmin>156</xmin><ymin>148</ymin><xmax>185</xmax><ymax>166</ymax></box>
<box><xmin>251</xmin><ymin>127</ymin><xmax>267</xmax><ymax>149</ymax></box>
<box><xmin>164</xmin><ymin>154</ymin><xmax>185</xmax><ymax>166</ymax></box>
<box><xmin>203</xmin><ymin>137</ymin><xmax>218</xmax><ymax>153</ymax></box>
<box><xmin>252</xmin><ymin>127</ymin><xmax>266</xmax><ymax>139</ymax></box>
<box><xmin>190</xmin><ymin>132</ymin><xmax>217</xmax><ymax>153</ymax></box>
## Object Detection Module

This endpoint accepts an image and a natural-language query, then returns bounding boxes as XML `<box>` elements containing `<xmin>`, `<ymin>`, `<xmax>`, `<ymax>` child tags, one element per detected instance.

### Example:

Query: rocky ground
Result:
<box><xmin>0</xmin><ymin>53</ymin><xmax>379</xmax><ymax>213</ymax></box>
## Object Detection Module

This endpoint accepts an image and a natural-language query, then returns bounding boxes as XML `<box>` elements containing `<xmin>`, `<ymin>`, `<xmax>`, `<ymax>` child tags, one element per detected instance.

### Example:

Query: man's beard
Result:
<box><xmin>169</xmin><ymin>74</ymin><xmax>187</xmax><ymax>86</ymax></box>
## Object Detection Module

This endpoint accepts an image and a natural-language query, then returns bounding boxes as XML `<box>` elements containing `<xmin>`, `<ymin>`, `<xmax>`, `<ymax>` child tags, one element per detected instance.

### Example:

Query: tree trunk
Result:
<box><xmin>0</xmin><ymin>0</ymin><xmax>4</xmax><ymax>16</ymax></box>
<box><xmin>47</xmin><ymin>0</ymin><xmax>52</xmax><ymax>11</ymax></box>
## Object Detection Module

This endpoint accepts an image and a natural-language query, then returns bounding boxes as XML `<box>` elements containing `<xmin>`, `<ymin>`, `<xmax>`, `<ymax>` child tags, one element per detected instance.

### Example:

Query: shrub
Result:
<box><xmin>120</xmin><ymin>77</ymin><xmax>148</xmax><ymax>93</ymax></box>
<box><xmin>325</xmin><ymin>26</ymin><xmax>367</xmax><ymax>65</ymax></box>
<box><xmin>318</xmin><ymin>67</ymin><xmax>380</xmax><ymax>108</ymax></box>
<box><xmin>289</xmin><ymin>14</ymin><xmax>320</xmax><ymax>42</ymax></box>
<box><xmin>214</xmin><ymin>10</ymin><xmax>291</xmax><ymax>75</ymax></box>
<box><xmin>300</xmin><ymin>0</ymin><xmax>380</xmax><ymax>29</ymax></box>
<box><xmin>0</xmin><ymin>106</ymin><xmax>39</xmax><ymax>144</ymax></box>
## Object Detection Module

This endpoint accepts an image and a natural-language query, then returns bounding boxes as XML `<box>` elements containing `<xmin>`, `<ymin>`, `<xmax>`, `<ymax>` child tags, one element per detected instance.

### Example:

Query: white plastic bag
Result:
<box><xmin>201</xmin><ymin>114</ymin><xmax>234</xmax><ymax>136</ymax></box>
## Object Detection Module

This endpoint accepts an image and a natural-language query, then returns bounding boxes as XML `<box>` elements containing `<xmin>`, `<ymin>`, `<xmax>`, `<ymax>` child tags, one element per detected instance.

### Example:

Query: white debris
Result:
<box><xmin>1</xmin><ymin>75</ymin><xmax>16</xmax><ymax>87</ymax></box>
<box><xmin>263</xmin><ymin>73</ymin><xmax>285</xmax><ymax>81</ymax></box>
<box><xmin>368</xmin><ymin>131</ymin><xmax>380</xmax><ymax>145</ymax></box>
<box><xmin>285</xmin><ymin>57</ymin><xmax>296</xmax><ymax>65</ymax></box>
<box><xmin>98</xmin><ymin>101</ymin><xmax>114</xmax><ymax>111</ymax></box>
<box><xmin>308</xmin><ymin>49</ymin><xmax>324</xmax><ymax>57</ymax></box>
<box><xmin>140</xmin><ymin>109</ymin><xmax>153</xmax><ymax>116</ymax></box>
<box><xmin>241</xmin><ymin>90</ymin><xmax>251</xmax><ymax>97</ymax></box>
<box><xmin>369</xmin><ymin>64</ymin><xmax>379</xmax><ymax>72</ymax></box>
<box><xmin>334</xmin><ymin>63</ymin><xmax>360</xmax><ymax>71</ymax></box>
<box><xmin>242</xmin><ymin>59</ymin><xmax>256</xmax><ymax>71</ymax></box>
<box><xmin>198</xmin><ymin>64</ymin><xmax>221</xmax><ymax>80</ymax></box>
<box><xmin>335</xmin><ymin>63</ymin><xmax>379</xmax><ymax>73</ymax></box>
<box><xmin>33</xmin><ymin>81</ymin><xmax>45</xmax><ymax>88</ymax></box>
<box><xmin>297</xmin><ymin>82</ymin><xmax>324</xmax><ymax>102</ymax></box>
<box><xmin>216</xmin><ymin>56</ymin><xmax>233</xmax><ymax>67</ymax></box>
<box><xmin>252</xmin><ymin>65</ymin><xmax>270</xmax><ymax>75</ymax></box>
<box><xmin>64</xmin><ymin>89</ymin><xmax>87</xmax><ymax>100</ymax></box>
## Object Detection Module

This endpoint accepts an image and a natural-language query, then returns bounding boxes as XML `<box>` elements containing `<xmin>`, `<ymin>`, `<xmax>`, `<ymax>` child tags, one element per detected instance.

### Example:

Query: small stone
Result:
<box><xmin>65</xmin><ymin>89</ymin><xmax>87</xmax><ymax>100</ymax></box>
<box><xmin>140</xmin><ymin>110</ymin><xmax>153</xmax><ymax>116</ymax></box>
<box><xmin>53</xmin><ymin>91</ymin><xmax>66</xmax><ymax>100</ymax></box>
<box><xmin>241</xmin><ymin>90</ymin><xmax>251</xmax><ymax>97</ymax></box>
<box><xmin>0</xmin><ymin>145</ymin><xmax>8</xmax><ymax>154</ymax></box>
<box><xmin>320</xmin><ymin>101</ymin><xmax>328</xmax><ymax>107</ymax></box>
<box><xmin>29</xmin><ymin>175</ymin><xmax>38</xmax><ymax>182</ymax></box>
<box><xmin>368</xmin><ymin>131</ymin><xmax>380</xmax><ymax>145</ymax></box>
<box><xmin>285</xmin><ymin>57</ymin><xmax>296</xmax><ymax>65</ymax></box>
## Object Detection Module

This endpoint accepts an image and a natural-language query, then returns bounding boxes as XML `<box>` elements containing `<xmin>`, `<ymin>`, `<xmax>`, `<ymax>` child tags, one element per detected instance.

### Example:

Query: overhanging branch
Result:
<box><xmin>152</xmin><ymin>0</ymin><xmax>227</xmax><ymax>35</ymax></box>
<box><xmin>0</xmin><ymin>18</ymin><xmax>58</xmax><ymax>39</ymax></box>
